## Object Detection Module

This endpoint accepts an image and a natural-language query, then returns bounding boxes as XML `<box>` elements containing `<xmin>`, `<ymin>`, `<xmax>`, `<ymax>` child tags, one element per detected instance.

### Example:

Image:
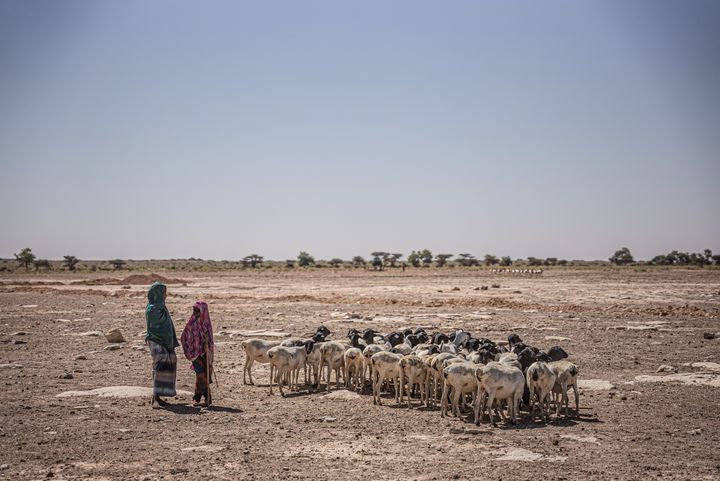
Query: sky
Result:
<box><xmin>1</xmin><ymin>0</ymin><xmax>718</xmax><ymax>261</ymax></box>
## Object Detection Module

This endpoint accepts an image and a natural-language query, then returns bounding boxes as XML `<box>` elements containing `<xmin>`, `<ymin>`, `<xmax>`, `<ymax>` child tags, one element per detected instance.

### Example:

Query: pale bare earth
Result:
<box><xmin>1</xmin><ymin>268</ymin><xmax>719</xmax><ymax>480</ymax></box>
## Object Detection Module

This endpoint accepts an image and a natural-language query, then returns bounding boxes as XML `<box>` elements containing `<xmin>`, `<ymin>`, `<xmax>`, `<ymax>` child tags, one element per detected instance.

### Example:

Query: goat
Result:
<box><xmin>319</xmin><ymin>341</ymin><xmax>348</xmax><ymax>392</ymax></box>
<box><xmin>441</xmin><ymin>362</ymin><xmax>478</xmax><ymax>417</ymax></box>
<box><xmin>371</xmin><ymin>351</ymin><xmax>402</xmax><ymax>405</ymax></box>
<box><xmin>399</xmin><ymin>355</ymin><xmax>428</xmax><ymax>408</ymax></box>
<box><xmin>526</xmin><ymin>361</ymin><xmax>557</xmax><ymax>422</ymax></box>
<box><xmin>549</xmin><ymin>360</ymin><xmax>579</xmax><ymax>417</ymax></box>
<box><xmin>474</xmin><ymin>362</ymin><xmax>525</xmax><ymax>426</ymax></box>
<box><xmin>267</xmin><ymin>341</ymin><xmax>314</xmax><ymax>396</ymax></box>
<box><xmin>241</xmin><ymin>338</ymin><xmax>281</xmax><ymax>385</ymax></box>
<box><xmin>343</xmin><ymin>347</ymin><xmax>364</xmax><ymax>391</ymax></box>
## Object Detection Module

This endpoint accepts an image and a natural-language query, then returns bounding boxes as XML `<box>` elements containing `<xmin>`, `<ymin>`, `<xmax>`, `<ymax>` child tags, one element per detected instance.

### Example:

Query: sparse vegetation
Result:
<box><xmin>63</xmin><ymin>255</ymin><xmax>79</xmax><ymax>271</ymax></box>
<box><xmin>297</xmin><ymin>251</ymin><xmax>315</xmax><ymax>267</ymax></box>
<box><xmin>352</xmin><ymin>256</ymin><xmax>365</xmax><ymax>267</ymax></box>
<box><xmin>434</xmin><ymin>253</ymin><xmax>453</xmax><ymax>267</ymax></box>
<box><xmin>328</xmin><ymin>258</ymin><xmax>344</xmax><ymax>267</ymax></box>
<box><xmin>484</xmin><ymin>254</ymin><xmax>499</xmax><ymax>266</ymax></box>
<box><xmin>242</xmin><ymin>254</ymin><xmax>264</xmax><ymax>268</ymax></box>
<box><xmin>609</xmin><ymin>247</ymin><xmax>634</xmax><ymax>265</ymax></box>
<box><xmin>33</xmin><ymin>259</ymin><xmax>51</xmax><ymax>270</ymax></box>
<box><xmin>110</xmin><ymin>259</ymin><xmax>126</xmax><ymax>270</ymax></box>
<box><xmin>14</xmin><ymin>247</ymin><xmax>35</xmax><ymax>271</ymax></box>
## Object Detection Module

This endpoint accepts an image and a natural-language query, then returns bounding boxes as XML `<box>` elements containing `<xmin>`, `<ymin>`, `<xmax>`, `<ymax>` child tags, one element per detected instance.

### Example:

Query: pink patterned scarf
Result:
<box><xmin>180</xmin><ymin>300</ymin><xmax>215</xmax><ymax>362</ymax></box>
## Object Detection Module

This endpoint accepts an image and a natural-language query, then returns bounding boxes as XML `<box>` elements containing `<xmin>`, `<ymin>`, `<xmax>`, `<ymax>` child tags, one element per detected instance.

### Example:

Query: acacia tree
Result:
<box><xmin>352</xmin><ymin>256</ymin><xmax>365</xmax><ymax>267</ymax></box>
<box><xmin>457</xmin><ymin>253</ymin><xmax>478</xmax><ymax>267</ymax></box>
<box><xmin>389</xmin><ymin>253</ymin><xmax>403</xmax><ymax>267</ymax></box>
<box><xmin>329</xmin><ymin>258</ymin><xmax>344</xmax><ymax>267</ymax></box>
<box><xmin>63</xmin><ymin>255</ymin><xmax>79</xmax><ymax>271</ymax></box>
<box><xmin>110</xmin><ymin>259</ymin><xmax>126</xmax><ymax>270</ymax></box>
<box><xmin>14</xmin><ymin>248</ymin><xmax>36</xmax><ymax>271</ymax></box>
<box><xmin>484</xmin><ymin>254</ymin><xmax>499</xmax><ymax>266</ymax></box>
<box><xmin>34</xmin><ymin>259</ymin><xmax>51</xmax><ymax>270</ymax></box>
<box><xmin>370</xmin><ymin>251</ymin><xmax>386</xmax><ymax>271</ymax></box>
<box><xmin>242</xmin><ymin>254</ymin><xmax>264</xmax><ymax>268</ymax></box>
<box><xmin>435</xmin><ymin>254</ymin><xmax>453</xmax><ymax>267</ymax></box>
<box><xmin>500</xmin><ymin>256</ymin><xmax>512</xmax><ymax>266</ymax></box>
<box><xmin>419</xmin><ymin>249</ymin><xmax>433</xmax><ymax>266</ymax></box>
<box><xmin>609</xmin><ymin>247</ymin><xmax>634</xmax><ymax>265</ymax></box>
<box><xmin>407</xmin><ymin>251</ymin><xmax>420</xmax><ymax>267</ymax></box>
<box><xmin>297</xmin><ymin>251</ymin><xmax>315</xmax><ymax>267</ymax></box>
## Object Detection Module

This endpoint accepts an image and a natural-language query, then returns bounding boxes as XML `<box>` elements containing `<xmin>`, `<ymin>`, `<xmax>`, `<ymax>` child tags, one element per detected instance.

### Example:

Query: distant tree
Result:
<box><xmin>242</xmin><ymin>254</ymin><xmax>264</xmax><ymax>268</ymax></box>
<box><xmin>544</xmin><ymin>257</ymin><xmax>558</xmax><ymax>266</ymax></box>
<box><xmin>434</xmin><ymin>254</ymin><xmax>453</xmax><ymax>267</ymax></box>
<box><xmin>110</xmin><ymin>259</ymin><xmax>126</xmax><ymax>270</ymax></box>
<box><xmin>407</xmin><ymin>251</ymin><xmax>420</xmax><ymax>267</ymax></box>
<box><xmin>500</xmin><ymin>256</ymin><xmax>512</xmax><ymax>266</ymax></box>
<box><xmin>388</xmin><ymin>253</ymin><xmax>403</xmax><ymax>267</ymax></box>
<box><xmin>33</xmin><ymin>259</ymin><xmax>51</xmax><ymax>270</ymax></box>
<box><xmin>704</xmin><ymin>249</ymin><xmax>713</xmax><ymax>264</ymax></box>
<box><xmin>63</xmin><ymin>255</ymin><xmax>79</xmax><ymax>271</ymax></box>
<box><xmin>689</xmin><ymin>252</ymin><xmax>708</xmax><ymax>267</ymax></box>
<box><xmin>609</xmin><ymin>247</ymin><xmax>634</xmax><ymax>265</ymax></box>
<box><xmin>369</xmin><ymin>251</ymin><xmax>385</xmax><ymax>270</ymax></box>
<box><xmin>297</xmin><ymin>251</ymin><xmax>315</xmax><ymax>267</ymax></box>
<box><xmin>351</xmin><ymin>256</ymin><xmax>366</xmax><ymax>267</ymax></box>
<box><xmin>419</xmin><ymin>249</ymin><xmax>433</xmax><ymax>266</ymax></box>
<box><xmin>650</xmin><ymin>255</ymin><xmax>668</xmax><ymax>265</ymax></box>
<box><xmin>557</xmin><ymin>259</ymin><xmax>568</xmax><ymax>266</ymax></box>
<box><xmin>712</xmin><ymin>255</ymin><xmax>720</xmax><ymax>265</ymax></box>
<box><xmin>526</xmin><ymin>257</ymin><xmax>543</xmax><ymax>266</ymax></box>
<box><xmin>457</xmin><ymin>253</ymin><xmax>478</xmax><ymax>267</ymax></box>
<box><xmin>329</xmin><ymin>258</ymin><xmax>344</xmax><ymax>267</ymax></box>
<box><xmin>285</xmin><ymin>259</ymin><xmax>295</xmax><ymax>268</ymax></box>
<box><xmin>15</xmin><ymin>248</ymin><xmax>36</xmax><ymax>271</ymax></box>
<box><xmin>484</xmin><ymin>254</ymin><xmax>499</xmax><ymax>266</ymax></box>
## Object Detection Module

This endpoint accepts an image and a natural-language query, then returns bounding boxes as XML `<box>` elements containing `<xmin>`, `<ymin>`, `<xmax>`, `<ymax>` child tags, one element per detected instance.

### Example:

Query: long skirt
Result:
<box><xmin>148</xmin><ymin>340</ymin><xmax>177</xmax><ymax>397</ymax></box>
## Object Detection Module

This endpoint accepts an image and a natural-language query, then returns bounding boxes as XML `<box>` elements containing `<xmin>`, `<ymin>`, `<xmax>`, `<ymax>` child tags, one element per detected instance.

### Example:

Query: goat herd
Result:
<box><xmin>241</xmin><ymin>326</ymin><xmax>580</xmax><ymax>427</ymax></box>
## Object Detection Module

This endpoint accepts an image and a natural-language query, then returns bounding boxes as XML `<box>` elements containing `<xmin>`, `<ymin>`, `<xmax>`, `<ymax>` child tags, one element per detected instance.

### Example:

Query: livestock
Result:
<box><xmin>371</xmin><ymin>351</ymin><xmax>402</xmax><ymax>405</ymax></box>
<box><xmin>241</xmin><ymin>339</ymin><xmax>281</xmax><ymax>385</ymax></box>
<box><xmin>474</xmin><ymin>362</ymin><xmax>525</xmax><ymax>425</ymax></box>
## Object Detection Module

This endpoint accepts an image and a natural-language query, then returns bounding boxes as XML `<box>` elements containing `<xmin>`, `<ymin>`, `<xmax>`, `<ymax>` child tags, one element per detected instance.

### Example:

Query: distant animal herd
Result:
<box><xmin>242</xmin><ymin>326</ymin><xmax>578</xmax><ymax>426</ymax></box>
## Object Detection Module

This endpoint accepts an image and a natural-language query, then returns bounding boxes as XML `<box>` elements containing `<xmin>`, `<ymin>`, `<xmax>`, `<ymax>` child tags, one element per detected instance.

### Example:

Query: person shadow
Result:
<box><xmin>156</xmin><ymin>403</ymin><xmax>244</xmax><ymax>415</ymax></box>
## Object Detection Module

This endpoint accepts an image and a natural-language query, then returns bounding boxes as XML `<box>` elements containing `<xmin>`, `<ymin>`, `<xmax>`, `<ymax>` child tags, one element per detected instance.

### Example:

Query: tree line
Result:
<box><xmin>5</xmin><ymin>246</ymin><xmax>717</xmax><ymax>272</ymax></box>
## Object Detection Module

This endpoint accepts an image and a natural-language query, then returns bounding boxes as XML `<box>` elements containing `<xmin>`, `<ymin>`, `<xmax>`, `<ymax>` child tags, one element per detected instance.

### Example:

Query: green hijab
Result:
<box><xmin>145</xmin><ymin>282</ymin><xmax>179</xmax><ymax>350</ymax></box>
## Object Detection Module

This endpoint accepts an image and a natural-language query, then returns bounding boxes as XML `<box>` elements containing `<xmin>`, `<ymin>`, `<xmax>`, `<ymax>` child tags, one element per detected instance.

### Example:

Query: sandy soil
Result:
<box><xmin>1</xmin><ymin>267</ymin><xmax>719</xmax><ymax>480</ymax></box>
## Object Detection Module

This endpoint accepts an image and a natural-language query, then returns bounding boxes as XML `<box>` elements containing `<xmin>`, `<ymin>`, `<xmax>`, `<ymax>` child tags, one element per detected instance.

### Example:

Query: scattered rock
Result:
<box><xmin>689</xmin><ymin>362</ymin><xmax>720</xmax><ymax>372</ymax></box>
<box><xmin>10</xmin><ymin>340</ymin><xmax>26</xmax><ymax>345</ymax></box>
<box><xmin>11</xmin><ymin>331</ymin><xmax>28</xmax><ymax>336</ymax></box>
<box><xmin>627</xmin><ymin>325</ymin><xmax>658</xmax><ymax>331</ymax></box>
<box><xmin>59</xmin><ymin>372</ymin><xmax>74</xmax><ymax>379</ymax></box>
<box><xmin>319</xmin><ymin>416</ymin><xmax>337</xmax><ymax>422</ymax></box>
<box><xmin>0</xmin><ymin>364</ymin><xmax>23</xmax><ymax>369</ymax></box>
<box><xmin>0</xmin><ymin>464</ymin><xmax>9</xmax><ymax>470</ymax></box>
<box><xmin>73</xmin><ymin>355</ymin><xmax>87</xmax><ymax>361</ymax></box>
<box><xmin>104</xmin><ymin>328</ymin><xmax>125</xmax><ymax>343</ymax></box>
<box><xmin>687</xmin><ymin>428</ymin><xmax>702</xmax><ymax>436</ymax></box>
<box><xmin>578</xmin><ymin>379</ymin><xmax>615</xmax><ymax>391</ymax></box>
<box><xmin>78</xmin><ymin>331</ymin><xmax>104</xmax><ymax>337</ymax></box>
<box><xmin>702</xmin><ymin>332</ymin><xmax>718</xmax><ymax>340</ymax></box>
<box><xmin>560</xmin><ymin>434</ymin><xmax>599</xmax><ymax>444</ymax></box>
<box><xmin>449</xmin><ymin>427</ymin><xmax>492</xmax><ymax>435</ymax></box>
<box><xmin>56</xmin><ymin>385</ymin><xmax>193</xmax><ymax>398</ymax></box>
<box><xmin>451</xmin><ymin>286</ymin><xmax>460</xmax><ymax>291</ymax></box>
<box><xmin>635</xmin><ymin>373</ymin><xmax>720</xmax><ymax>388</ymax></box>
<box><xmin>545</xmin><ymin>336</ymin><xmax>571</xmax><ymax>342</ymax></box>
<box><xmin>217</xmin><ymin>329</ymin><xmax>290</xmax><ymax>338</ymax></box>
<box><xmin>103</xmin><ymin>344</ymin><xmax>123</xmax><ymax>351</ymax></box>
<box><xmin>181</xmin><ymin>445</ymin><xmax>225</xmax><ymax>452</ymax></box>
<box><xmin>20</xmin><ymin>304</ymin><xmax>38</xmax><ymax>308</ymax></box>
<box><xmin>497</xmin><ymin>447</ymin><xmax>564</xmax><ymax>462</ymax></box>
<box><xmin>324</xmin><ymin>390</ymin><xmax>361</xmax><ymax>400</ymax></box>
<box><xmin>607</xmin><ymin>326</ymin><xmax>627</xmax><ymax>331</ymax></box>
<box><xmin>657</xmin><ymin>365</ymin><xmax>677</xmax><ymax>373</ymax></box>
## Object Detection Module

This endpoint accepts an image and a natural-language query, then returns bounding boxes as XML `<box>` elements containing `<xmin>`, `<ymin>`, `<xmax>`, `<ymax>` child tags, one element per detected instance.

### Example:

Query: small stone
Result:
<box><xmin>319</xmin><ymin>416</ymin><xmax>336</xmax><ymax>423</ymax></box>
<box><xmin>0</xmin><ymin>464</ymin><xmax>9</xmax><ymax>470</ymax></box>
<box><xmin>11</xmin><ymin>331</ymin><xmax>28</xmax><ymax>336</ymax></box>
<box><xmin>104</xmin><ymin>328</ymin><xmax>125</xmax><ymax>343</ymax></box>
<box><xmin>687</xmin><ymin>428</ymin><xmax>702</xmax><ymax>435</ymax></box>
<box><xmin>59</xmin><ymin>372</ymin><xmax>73</xmax><ymax>379</ymax></box>
<box><xmin>78</xmin><ymin>331</ymin><xmax>103</xmax><ymax>337</ymax></box>
<box><xmin>103</xmin><ymin>344</ymin><xmax>123</xmax><ymax>351</ymax></box>
<box><xmin>74</xmin><ymin>355</ymin><xmax>87</xmax><ymax>361</ymax></box>
<box><xmin>703</xmin><ymin>332</ymin><xmax>718</xmax><ymax>340</ymax></box>
<box><xmin>656</xmin><ymin>365</ymin><xmax>677</xmax><ymax>373</ymax></box>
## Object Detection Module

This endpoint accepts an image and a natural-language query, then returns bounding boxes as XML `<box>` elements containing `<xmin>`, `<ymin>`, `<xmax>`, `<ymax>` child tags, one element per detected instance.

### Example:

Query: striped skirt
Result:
<box><xmin>148</xmin><ymin>340</ymin><xmax>177</xmax><ymax>397</ymax></box>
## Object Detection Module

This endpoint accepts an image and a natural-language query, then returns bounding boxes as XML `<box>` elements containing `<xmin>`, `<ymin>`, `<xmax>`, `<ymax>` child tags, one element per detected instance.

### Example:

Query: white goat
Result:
<box><xmin>241</xmin><ymin>339</ymin><xmax>281</xmax><ymax>385</ymax></box>
<box><xmin>441</xmin><ymin>362</ymin><xmax>478</xmax><ymax>417</ymax></box>
<box><xmin>398</xmin><ymin>355</ymin><xmax>427</xmax><ymax>408</ymax></box>
<box><xmin>474</xmin><ymin>362</ymin><xmax>525</xmax><ymax>425</ymax></box>
<box><xmin>526</xmin><ymin>361</ymin><xmax>557</xmax><ymax>422</ymax></box>
<box><xmin>549</xmin><ymin>360</ymin><xmax>579</xmax><ymax>417</ymax></box>
<box><xmin>267</xmin><ymin>342</ymin><xmax>313</xmax><ymax>396</ymax></box>
<box><xmin>371</xmin><ymin>351</ymin><xmax>402</xmax><ymax>405</ymax></box>
<box><xmin>343</xmin><ymin>347</ymin><xmax>364</xmax><ymax>391</ymax></box>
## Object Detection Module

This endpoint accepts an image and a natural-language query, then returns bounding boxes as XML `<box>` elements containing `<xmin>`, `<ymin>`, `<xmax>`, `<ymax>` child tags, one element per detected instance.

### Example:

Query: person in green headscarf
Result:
<box><xmin>145</xmin><ymin>282</ymin><xmax>179</xmax><ymax>406</ymax></box>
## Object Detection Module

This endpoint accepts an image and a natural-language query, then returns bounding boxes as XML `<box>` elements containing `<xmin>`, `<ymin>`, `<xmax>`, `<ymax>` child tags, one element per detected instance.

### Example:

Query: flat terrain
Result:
<box><xmin>1</xmin><ymin>267</ymin><xmax>719</xmax><ymax>480</ymax></box>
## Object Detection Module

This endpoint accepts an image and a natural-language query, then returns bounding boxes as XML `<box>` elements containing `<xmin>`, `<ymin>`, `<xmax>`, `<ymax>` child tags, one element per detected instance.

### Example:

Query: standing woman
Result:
<box><xmin>181</xmin><ymin>300</ymin><xmax>215</xmax><ymax>406</ymax></box>
<box><xmin>145</xmin><ymin>282</ymin><xmax>179</xmax><ymax>406</ymax></box>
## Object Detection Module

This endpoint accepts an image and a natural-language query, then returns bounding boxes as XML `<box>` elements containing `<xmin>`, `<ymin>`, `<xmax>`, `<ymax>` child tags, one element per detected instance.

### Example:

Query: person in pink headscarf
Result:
<box><xmin>180</xmin><ymin>300</ymin><xmax>215</xmax><ymax>406</ymax></box>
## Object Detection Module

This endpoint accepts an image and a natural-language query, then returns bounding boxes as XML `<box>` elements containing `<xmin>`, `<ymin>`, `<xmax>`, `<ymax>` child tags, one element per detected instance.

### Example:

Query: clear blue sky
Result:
<box><xmin>1</xmin><ymin>0</ymin><xmax>718</xmax><ymax>261</ymax></box>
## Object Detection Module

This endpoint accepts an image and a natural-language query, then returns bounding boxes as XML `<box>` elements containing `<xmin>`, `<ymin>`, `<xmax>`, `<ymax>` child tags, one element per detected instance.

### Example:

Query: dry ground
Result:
<box><xmin>1</xmin><ymin>267</ymin><xmax>719</xmax><ymax>481</ymax></box>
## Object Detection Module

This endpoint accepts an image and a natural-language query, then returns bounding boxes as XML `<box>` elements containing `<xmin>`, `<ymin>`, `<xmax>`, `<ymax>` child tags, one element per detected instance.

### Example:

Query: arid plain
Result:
<box><xmin>1</xmin><ymin>267</ymin><xmax>719</xmax><ymax>480</ymax></box>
